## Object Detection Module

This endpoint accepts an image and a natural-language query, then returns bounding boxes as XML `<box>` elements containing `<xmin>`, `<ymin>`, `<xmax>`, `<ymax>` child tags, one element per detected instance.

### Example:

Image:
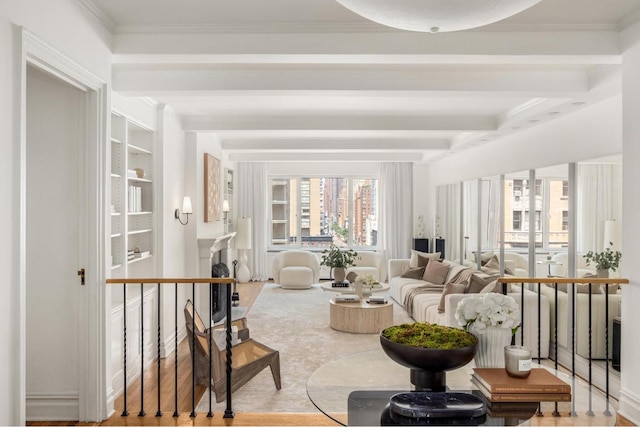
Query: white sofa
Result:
<box><xmin>388</xmin><ymin>258</ymin><xmax>550</xmax><ymax>358</ymax></box>
<box><xmin>540</xmin><ymin>283</ymin><xmax>620</xmax><ymax>359</ymax></box>
<box><xmin>271</xmin><ymin>250</ymin><xmax>320</xmax><ymax>289</ymax></box>
<box><xmin>549</xmin><ymin>252</ymin><xmax>596</xmax><ymax>278</ymax></box>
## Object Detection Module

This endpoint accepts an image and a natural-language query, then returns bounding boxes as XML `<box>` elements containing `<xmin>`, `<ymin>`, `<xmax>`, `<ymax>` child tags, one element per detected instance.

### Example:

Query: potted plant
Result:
<box><xmin>583</xmin><ymin>242</ymin><xmax>622</xmax><ymax>278</ymax></box>
<box><xmin>320</xmin><ymin>244</ymin><xmax>357</xmax><ymax>281</ymax></box>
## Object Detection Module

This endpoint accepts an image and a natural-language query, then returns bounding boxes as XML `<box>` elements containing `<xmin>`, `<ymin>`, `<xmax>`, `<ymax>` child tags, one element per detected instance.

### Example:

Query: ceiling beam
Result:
<box><xmin>221</xmin><ymin>138</ymin><xmax>450</xmax><ymax>151</ymax></box>
<box><xmin>227</xmin><ymin>152</ymin><xmax>430</xmax><ymax>162</ymax></box>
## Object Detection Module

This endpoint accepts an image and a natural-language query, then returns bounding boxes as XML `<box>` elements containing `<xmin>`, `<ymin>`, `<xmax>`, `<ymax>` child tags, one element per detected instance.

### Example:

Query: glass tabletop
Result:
<box><xmin>306</xmin><ymin>349</ymin><xmax>617</xmax><ymax>426</ymax></box>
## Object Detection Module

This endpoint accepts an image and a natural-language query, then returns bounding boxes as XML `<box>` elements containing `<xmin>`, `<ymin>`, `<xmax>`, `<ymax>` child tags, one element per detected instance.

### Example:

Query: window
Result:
<box><xmin>513</xmin><ymin>211</ymin><xmax>522</xmax><ymax>230</ymax></box>
<box><xmin>562</xmin><ymin>210</ymin><xmax>568</xmax><ymax>231</ymax></box>
<box><xmin>269</xmin><ymin>176</ymin><xmax>378</xmax><ymax>249</ymax></box>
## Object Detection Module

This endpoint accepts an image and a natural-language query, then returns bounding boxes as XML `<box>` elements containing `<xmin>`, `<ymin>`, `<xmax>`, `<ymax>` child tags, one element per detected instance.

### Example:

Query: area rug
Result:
<box><xmin>196</xmin><ymin>283</ymin><xmax>412</xmax><ymax>413</ymax></box>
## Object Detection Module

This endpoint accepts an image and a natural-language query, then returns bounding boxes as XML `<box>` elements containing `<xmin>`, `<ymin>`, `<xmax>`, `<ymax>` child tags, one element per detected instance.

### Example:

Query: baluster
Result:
<box><xmin>156</xmin><ymin>283</ymin><xmax>162</xmax><ymax>417</ymax></box>
<box><xmin>208</xmin><ymin>282</ymin><xmax>213</xmax><ymax>418</ymax></box>
<box><xmin>604</xmin><ymin>280</ymin><xmax>612</xmax><ymax>416</ymax></box>
<box><xmin>139</xmin><ymin>283</ymin><xmax>146</xmax><ymax>417</ymax></box>
<box><xmin>570</xmin><ymin>282</ymin><xmax>577</xmax><ymax>417</ymax></box>
<box><xmin>552</xmin><ymin>281</ymin><xmax>560</xmax><ymax>417</ymax></box>
<box><xmin>190</xmin><ymin>282</ymin><xmax>197</xmax><ymax>418</ymax></box>
<box><xmin>587</xmin><ymin>283</ymin><xmax>594</xmax><ymax>417</ymax></box>
<box><xmin>173</xmin><ymin>283</ymin><xmax>179</xmax><ymax>417</ymax></box>
<box><xmin>224</xmin><ymin>281</ymin><xmax>234</xmax><ymax>418</ymax></box>
<box><xmin>122</xmin><ymin>283</ymin><xmax>129</xmax><ymax>416</ymax></box>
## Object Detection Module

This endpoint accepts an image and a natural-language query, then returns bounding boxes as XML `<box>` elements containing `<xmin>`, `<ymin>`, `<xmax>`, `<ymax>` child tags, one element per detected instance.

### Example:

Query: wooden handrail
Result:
<box><xmin>106</xmin><ymin>278</ymin><xmax>235</xmax><ymax>284</ymax></box>
<box><xmin>498</xmin><ymin>277</ymin><xmax>628</xmax><ymax>285</ymax></box>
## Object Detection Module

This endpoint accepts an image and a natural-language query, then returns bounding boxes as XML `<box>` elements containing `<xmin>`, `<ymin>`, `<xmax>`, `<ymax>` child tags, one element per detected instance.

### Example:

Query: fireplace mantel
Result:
<box><xmin>197</xmin><ymin>232</ymin><xmax>236</xmax><ymax>278</ymax></box>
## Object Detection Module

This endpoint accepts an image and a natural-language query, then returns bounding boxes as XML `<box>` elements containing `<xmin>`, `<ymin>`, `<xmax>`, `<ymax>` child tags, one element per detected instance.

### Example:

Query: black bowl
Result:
<box><xmin>380</xmin><ymin>332</ymin><xmax>477</xmax><ymax>391</ymax></box>
<box><xmin>380</xmin><ymin>334</ymin><xmax>477</xmax><ymax>372</ymax></box>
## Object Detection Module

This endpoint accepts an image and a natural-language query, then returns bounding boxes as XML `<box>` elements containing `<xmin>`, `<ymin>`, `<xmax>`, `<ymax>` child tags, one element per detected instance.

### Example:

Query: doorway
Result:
<box><xmin>25</xmin><ymin>65</ymin><xmax>86</xmax><ymax>421</ymax></box>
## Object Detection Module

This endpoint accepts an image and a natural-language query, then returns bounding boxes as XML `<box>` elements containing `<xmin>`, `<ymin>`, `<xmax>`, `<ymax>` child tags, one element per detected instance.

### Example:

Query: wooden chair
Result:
<box><xmin>184</xmin><ymin>299</ymin><xmax>250</xmax><ymax>341</ymax></box>
<box><xmin>184</xmin><ymin>300</ymin><xmax>281</xmax><ymax>402</ymax></box>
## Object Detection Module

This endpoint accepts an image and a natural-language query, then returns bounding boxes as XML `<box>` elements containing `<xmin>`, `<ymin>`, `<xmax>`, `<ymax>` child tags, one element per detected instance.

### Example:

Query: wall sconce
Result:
<box><xmin>175</xmin><ymin>196</ymin><xmax>192</xmax><ymax>225</ymax></box>
<box><xmin>223</xmin><ymin>199</ymin><xmax>230</xmax><ymax>220</ymax></box>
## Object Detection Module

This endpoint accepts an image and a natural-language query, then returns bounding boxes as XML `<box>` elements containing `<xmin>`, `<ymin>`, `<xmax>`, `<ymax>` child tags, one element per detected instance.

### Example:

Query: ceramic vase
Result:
<box><xmin>333</xmin><ymin>267</ymin><xmax>346</xmax><ymax>282</ymax></box>
<box><xmin>473</xmin><ymin>326</ymin><xmax>513</xmax><ymax>368</ymax></box>
<box><xmin>597</xmin><ymin>268</ymin><xmax>609</xmax><ymax>278</ymax></box>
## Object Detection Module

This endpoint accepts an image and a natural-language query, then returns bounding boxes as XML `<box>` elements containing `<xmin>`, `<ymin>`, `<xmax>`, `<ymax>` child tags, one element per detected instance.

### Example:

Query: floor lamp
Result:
<box><xmin>235</xmin><ymin>217</ymin><xmax>252</xmax><ymax>283</ymax></box>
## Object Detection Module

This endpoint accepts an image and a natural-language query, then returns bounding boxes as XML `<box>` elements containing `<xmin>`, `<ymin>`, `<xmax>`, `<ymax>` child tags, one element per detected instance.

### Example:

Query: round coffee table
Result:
<box><xmin>329</xmin><ymin>299</ymin><xmax>393</xmax><ymax>333</ymax></box>
<box><xmin>320</xmin><ymin>282</ymin><xmax>390</xmax><ymax>295</ymax></box>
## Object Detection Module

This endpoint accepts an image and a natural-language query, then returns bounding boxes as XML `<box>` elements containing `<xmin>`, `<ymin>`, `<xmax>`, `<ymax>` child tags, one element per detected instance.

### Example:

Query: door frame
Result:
<box><xmin>16</xmin><ymin>28</ymin><xmax>109</xmax><ymax>422</ymax></box>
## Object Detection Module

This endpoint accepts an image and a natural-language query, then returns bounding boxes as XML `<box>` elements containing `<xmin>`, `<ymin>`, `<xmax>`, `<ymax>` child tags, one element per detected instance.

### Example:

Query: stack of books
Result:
<box><xmin>471</xmin><ymin>368</ymin><xmax>571</xmax><ymax>403</ymax></box>
<box><xmin>127</xmin><ymin>250</ymin><xmax>135</xmax><ymax>262</ymax></box>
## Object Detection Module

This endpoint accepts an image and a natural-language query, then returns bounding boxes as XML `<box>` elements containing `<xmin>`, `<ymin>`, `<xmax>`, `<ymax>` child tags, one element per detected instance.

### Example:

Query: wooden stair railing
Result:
<box><xmin>105</xmin><ymin>278</ymin><xmax>236</xmax><ymax>419</ymax></box>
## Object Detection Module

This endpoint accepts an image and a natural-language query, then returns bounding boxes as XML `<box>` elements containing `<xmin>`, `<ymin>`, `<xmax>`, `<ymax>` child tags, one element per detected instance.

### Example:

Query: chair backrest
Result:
<box><xmin>352</xmin><ymin>251</ymin><xmax>387</xmax><ymax>281</ymax></box>
<box><xmin>184</xmin><ymin>301</ymin><xmax>226</xmax><ymax>380</ymax></box>
<box><xmin>185</xmin><ymin>299</ymin><xmax>207</xmax><ymax>333</ymax></box>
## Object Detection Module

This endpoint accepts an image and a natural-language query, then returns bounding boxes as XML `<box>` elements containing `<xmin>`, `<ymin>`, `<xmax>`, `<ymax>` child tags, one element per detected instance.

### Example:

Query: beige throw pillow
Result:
<box><xmin>484</xmin><ymin>255</ymin><xmax>500</xmax><ymax>270</ymax></box>
<box><xmin>438</xmin><ymin>281</ymin><xmax>467</xmax><ymax>313</ymax></box>
<box><xmin>422</xmin><ymin>259</ymin><xmax>450</xmax><ymax>285</ymax></box>
<box><xmin>480</xmin><ymin>280</ymin><xmax>499</xmax><ymax>294</ymax></box>
<box><xmin>401</xmin><ymin>266</ymin><xmax>426</xmax><ymax>279</ymax></box>
<box><xmin>410</xmin><ymin>250</ymin><xmax>441</xmax><ymax>268</ymax></box>
<box><xmin>465</xmin><ymin>272</ymin><xmax>499</xmax><ymax>293</ymax></box>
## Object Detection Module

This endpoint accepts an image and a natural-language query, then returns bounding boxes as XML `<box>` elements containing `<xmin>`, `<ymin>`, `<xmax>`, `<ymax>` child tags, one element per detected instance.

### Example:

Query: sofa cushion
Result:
<box><xmin>484</xmin><ymin>255</ymin><xmax>500</xmax><ymax>270</ymax></box>
<box><xmin>576</xmin><ymin>283</ymin><xmax>602</xmax><ymax>294</ymax></box>
<box><xmin>479</xmin><ymin>280</ymin><xmax>500</xmax><ymax>294</ymax></box>
<box><xmin>465</xmin><ymin>272</ymin><xmax>499</xmax><ymax>293</ymax></box>
<box><xmin>474</xmin><ymin>250</ymin><xmax>495</xmax><ymax>266</ymax></box>
<box><xmin>401</xmin><ymin>266</ymin><xmax>426</xmax><ymax>279</ymax></box>
<box><xmin>438</xmin><ymin>281</ymin><xmax>467</xmax><ymax>313</ymax></box>
<box><xmin>410</xmin><ymin>250</ymin><xmax>441</xmax><ymax>268</ymax></box>
<box><xmin>423</xmin><ymin>260</ymin><xmax>450</xmax><ymax>285</ymax></box>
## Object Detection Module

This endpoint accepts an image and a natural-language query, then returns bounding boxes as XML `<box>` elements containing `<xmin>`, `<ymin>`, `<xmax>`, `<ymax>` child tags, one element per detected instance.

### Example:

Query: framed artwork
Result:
<box><xmin>204</xmin><ymin>153</ymin><xmax>221</xmax><ymax>222</ymax></box>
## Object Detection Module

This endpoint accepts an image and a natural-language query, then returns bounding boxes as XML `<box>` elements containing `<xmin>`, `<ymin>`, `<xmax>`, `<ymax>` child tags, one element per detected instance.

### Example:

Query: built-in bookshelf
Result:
<box><xmin>109</xmin><ymin>111</ymin><xmax>156</xmax><ymax>279</ymax></box>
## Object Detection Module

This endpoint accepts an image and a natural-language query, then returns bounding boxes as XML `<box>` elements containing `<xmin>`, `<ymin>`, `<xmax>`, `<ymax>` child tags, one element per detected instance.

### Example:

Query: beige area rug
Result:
<box><xmin>196</xmin><ymin>283</ymin><xmax>412</xmax><ymax>413</ymax></box>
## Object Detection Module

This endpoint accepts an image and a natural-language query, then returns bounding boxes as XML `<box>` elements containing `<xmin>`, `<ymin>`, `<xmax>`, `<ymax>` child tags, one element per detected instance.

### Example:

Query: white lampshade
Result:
<box><xmin>604</xmin><ymin>220</ymin><xmax>620</xmax><ymax>252</ymax></box>
<box><xmin>335</xmin><ymin>0</ymin><xmax>542</xmax><ymax>33</ymax></box>
<box><xmin>223</xmin><ymin>199</ymin><xmax>230</xmax><ymax>212</ymax></box>
<box><xmin>182</xmin><ymin>197</ymin><xmax>193</xmax><ymax>214</ymax></box>
<box><xmin>235</xmin><ymin>217</ymin><xmax>252</xmax><ymax>250</ymax></box>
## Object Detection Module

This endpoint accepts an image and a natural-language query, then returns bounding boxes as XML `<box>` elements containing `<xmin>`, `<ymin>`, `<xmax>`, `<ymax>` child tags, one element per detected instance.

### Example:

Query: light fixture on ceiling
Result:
<box><xmin>335</xmin><ymin>0</ymin><xmax>542</xmax><ymax>33</ymax></box>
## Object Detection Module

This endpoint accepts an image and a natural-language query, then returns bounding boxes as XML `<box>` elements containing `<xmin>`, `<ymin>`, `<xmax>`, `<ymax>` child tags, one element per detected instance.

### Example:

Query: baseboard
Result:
<box><xmin>160</xmin><ymin>325</ymin><xmax>187</xmax><ymax>359</ymax></box>
<box><xmin>619</xmin><ymin>388</ymin><xmax>640</xmax><ymax>425</ymax></box>
<box><xmin>26</xmin><ymin>393</ymin><xmax>79</xmax><ymax>421</ymax></box>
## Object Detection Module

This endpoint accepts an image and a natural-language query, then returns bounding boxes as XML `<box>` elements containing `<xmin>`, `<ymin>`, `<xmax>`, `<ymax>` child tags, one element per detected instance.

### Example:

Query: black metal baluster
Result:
<box><xmin>156</xmin><ymin>283</ymin><xmax>162</xmax><ymax>417</ymax></box>
<box><xmin>520</xmin><ymin>283</ymin><xmax>525</xmax><ymax>347</ymax></box>
<box><xmin>570</xmin><ymin>282</ymin><xmax>576</xmax><ymax>417</ymax></box>
<box><xmin>224</xmin><ymin>281</ymin><xmax>234</xmax><ymax>418</ymax></box>
<box><xmin>173</xmin><ymin>283</ymin><xmax>179</xmax><ymax>417</ymax></box>
<box><xmin>122</xmin><ymin>283</ymin><xmax>129</xmax><ymax>416</ymax></box>
<box><xmin>190</xmin><ymin>283</ymin><xmax>197</xmax><ymax>418</ymax></box>
<box><xmin>587</xmin><ymin>283</ymin><xmax>594</xmax><ymax>417</ymax></box>
<box><xmin>207</xmin><ymin>282</ymin><xmax>213</xmax><ymax>418</ymax></box>
<box><xmin>604</xmin><ymin>280</ymin><xmax>612</xmax><ymax>416</ymax></box>
<box><xmin>552</xmin><ymin>282</ymin><xmax>560</xmax><ymax>417</ymax></box>
<box><xmin>537</xmin><ymin>282</ymin><xmax>541</xmax><ymax>365</ymax></box>
<box><xmin>139</xmin><ymin>283</ymin><xmax>146</xmax><ymax>417</ymax></box>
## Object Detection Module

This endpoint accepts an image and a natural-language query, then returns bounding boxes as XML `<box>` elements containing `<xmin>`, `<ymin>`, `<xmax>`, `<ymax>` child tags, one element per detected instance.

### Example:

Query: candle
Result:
<box><xmin>504</xmin><ymin>345</ymin><xmax>532</xmax><ymax>378</ymax></box>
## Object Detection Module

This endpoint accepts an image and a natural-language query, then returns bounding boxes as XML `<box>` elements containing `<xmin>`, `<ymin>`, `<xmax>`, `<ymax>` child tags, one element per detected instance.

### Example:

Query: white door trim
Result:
<box><xmin>16</xmin><ymin>28</ymin><xmax>109</xmax><ymax>423</ymax></box>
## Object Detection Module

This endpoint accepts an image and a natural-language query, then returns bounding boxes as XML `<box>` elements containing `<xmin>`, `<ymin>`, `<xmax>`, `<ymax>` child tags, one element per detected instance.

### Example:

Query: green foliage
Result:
<box><xmin>382</xmin><ymin>322</ymin><xmax>477</xmax><ymax>350</ymax></box>
<box><xmin>331</xmin><ymin>223</ymin><xmax>349</xmax><ymax>240</ymax></box>
<box><xmin>320</xmin><ymin>243</ymin><xmax>358</xmax><ymax>268</ymax></box>
<box><xmin>583</xmin><ymin>242</ymin><xmax>622</xmax><ymax>271</ymax></box>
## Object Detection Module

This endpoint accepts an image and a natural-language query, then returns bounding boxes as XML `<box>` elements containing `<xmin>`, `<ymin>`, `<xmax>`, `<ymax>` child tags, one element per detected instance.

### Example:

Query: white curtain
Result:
<box><xmin>237</xmin><ymin>162</ymin><xmax>269</xmax><ymax>281</ymax></box>
<box><xmin>379</xmin><ymin>163</ymin><xmax>413</xmax><ymax>260</ymax></box>
<box><xmin>436</xmin><ymin>183</ymin><xmax>462</xmax><ymax>262</ymax></box>
<box><xmin>576</xmin><ymin>164</ymin><xmax>622</xmax><ymax>254</ymax></box>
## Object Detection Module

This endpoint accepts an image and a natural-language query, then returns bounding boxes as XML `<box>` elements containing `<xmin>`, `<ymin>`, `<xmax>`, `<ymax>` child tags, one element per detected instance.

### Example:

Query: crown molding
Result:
<box><xmin>75</xmin><ymin>0</ymin><xmax>116</xmax><ymax>32</ymax></box>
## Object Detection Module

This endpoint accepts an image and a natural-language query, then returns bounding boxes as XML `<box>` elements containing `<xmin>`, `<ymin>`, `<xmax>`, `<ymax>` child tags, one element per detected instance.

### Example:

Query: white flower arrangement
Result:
<box><xmin>455</xmin><ymin>293</ymin><xmax>521</xmax><ymax>335</ymax></box>
<box><xmin>355</xmin><ymin>274</ymin><xmax>379</xmax><ymax>287</ymax></box>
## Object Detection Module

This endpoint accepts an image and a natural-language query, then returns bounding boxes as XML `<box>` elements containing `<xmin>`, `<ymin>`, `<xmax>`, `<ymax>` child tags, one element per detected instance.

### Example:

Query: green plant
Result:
<box><xmin>583</xmin><ymin>243</ymin><xmax>622</xmax><ymax>271</ymax></box>
<box><xmin>382</xmin><ymin>323</ymin><xmax>477</xmax><ymax>350</ymax></box>
<box><xmin>320</xmin><ymin>244</ymin><xmax>357</xmax><ymax>268</ymax></box>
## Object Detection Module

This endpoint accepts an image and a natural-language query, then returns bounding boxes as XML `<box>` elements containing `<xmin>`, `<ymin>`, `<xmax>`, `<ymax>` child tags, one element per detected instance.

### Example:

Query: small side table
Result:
<box><xmin>537</xmin><ymin>259</ymin><xmax>563</xmax><ymax>277</ymax></box>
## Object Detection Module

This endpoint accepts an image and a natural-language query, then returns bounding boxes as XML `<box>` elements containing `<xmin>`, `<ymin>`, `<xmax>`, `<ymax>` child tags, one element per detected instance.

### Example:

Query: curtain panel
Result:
<box><xmin>379</xmin><ymin>163</ymin><xmax>413</xmax><ymax>261</ymax></box>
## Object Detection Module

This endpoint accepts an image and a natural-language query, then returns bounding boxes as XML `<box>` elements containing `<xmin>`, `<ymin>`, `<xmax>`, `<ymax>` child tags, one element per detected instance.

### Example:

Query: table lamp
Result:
<box><xmin>235</xmin><ymin>217</ymin><xmax>252</xmax><ymax>283</ymax></box>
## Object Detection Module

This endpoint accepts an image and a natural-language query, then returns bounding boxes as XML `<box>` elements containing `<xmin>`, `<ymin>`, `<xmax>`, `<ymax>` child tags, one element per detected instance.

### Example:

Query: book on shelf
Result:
<box><xmin>471</xmin><ymin>378</ymin><xmax>571</xmax><ymax>403</ymax></box>
<box><xmin>472</xmin><ymin>368</ymin><xmax>571</xmax><ymax>394</ymax></box>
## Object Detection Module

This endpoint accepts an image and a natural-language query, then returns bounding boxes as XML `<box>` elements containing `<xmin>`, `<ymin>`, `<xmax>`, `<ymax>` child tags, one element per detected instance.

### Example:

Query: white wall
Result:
<box><xmin>619</xmin><ymin>20</ymin><xmax>640</xmax><ymax>426</ymax></box>
<box><xmin>1</xmin><ymin>1</ymin><xmax>111</xmax><ymax>424</ymax></box>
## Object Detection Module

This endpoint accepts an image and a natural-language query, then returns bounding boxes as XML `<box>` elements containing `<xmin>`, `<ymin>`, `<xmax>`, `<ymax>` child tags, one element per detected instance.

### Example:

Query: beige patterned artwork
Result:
<box><xmin>204</xmin><ymin>153</ymin><xmax>221</xmax><ymax>222</ymax></box>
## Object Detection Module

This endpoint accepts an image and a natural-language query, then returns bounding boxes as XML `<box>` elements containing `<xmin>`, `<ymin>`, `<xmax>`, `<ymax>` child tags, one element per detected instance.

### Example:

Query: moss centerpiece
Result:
<box><xmin>380</xmin><ymin>323</ymin><xmax>478</xmax><ymax>392</ymax></box>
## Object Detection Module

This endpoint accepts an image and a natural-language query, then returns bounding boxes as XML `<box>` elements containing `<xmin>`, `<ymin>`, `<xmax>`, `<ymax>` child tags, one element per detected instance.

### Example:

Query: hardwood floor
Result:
<box><xmin>28</xmin><ymin>281</ymin><xmax>635</xmax><ymax>426</ymax></box>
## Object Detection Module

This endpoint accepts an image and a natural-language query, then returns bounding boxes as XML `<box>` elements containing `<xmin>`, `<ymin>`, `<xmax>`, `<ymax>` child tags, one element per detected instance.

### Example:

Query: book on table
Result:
<box><xmin>471</xmin><ymin>378</ymin><xmax>571</xmax><ymax>402</ymax></box>
<box><xmin>472</xmin><ymin>368</ymin><xmax>571</xmax><ymax>394</ymax></box>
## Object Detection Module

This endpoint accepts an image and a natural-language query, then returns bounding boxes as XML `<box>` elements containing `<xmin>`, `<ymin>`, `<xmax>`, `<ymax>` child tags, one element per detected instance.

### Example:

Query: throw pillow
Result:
<box><xmin>484</xmin><ymin>255</ymin><xmax>500</xmax><ymax>270</ymax></box>
<box><xmin>465</xmin><ymin>272</ymin><xmax>499</xmax><ymax>293</ymax></box>
<box><xmin>546</xmin><ymin>283</ymin><xmax>568</xmax><ymax>293</ymax></box>
<box><xmin>479</xmin><ymin>280</ymin><xmax>499</xmax><ymax>294</ymax></box>
<box><xmin>409</xmin><ymin>250</ymin><xmax>441</xmax><ymax>268</ymax></box>
<box><xmin>576</xmin><ymin>283</ymin><xmax>602</xmax><ymax>294</ymax></box>
<box><xmin>422</xmin><ymin>259</ymin><xmax>450</xmax><ymax>285</ymax></box>
<box><xmin>474</xmin><ymin>250</ymin><xmax>495</xmax><ymax>266</ymax></box>
<box><xmin>401</xmin><ymin>266</ymin><xmax>426</xmax><ymax>279</ymax></box>
<box><xmin>438</xmin><ymin>281</ymin><xmax>467</xmax><ymax>313</ymax></box>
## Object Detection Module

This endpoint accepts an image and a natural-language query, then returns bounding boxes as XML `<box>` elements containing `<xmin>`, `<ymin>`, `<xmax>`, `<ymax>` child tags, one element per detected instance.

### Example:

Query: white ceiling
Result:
<box><xmin>81</xmin><ymin>0</ymin><xmax>640</xmax><ymax>162</ymax></box>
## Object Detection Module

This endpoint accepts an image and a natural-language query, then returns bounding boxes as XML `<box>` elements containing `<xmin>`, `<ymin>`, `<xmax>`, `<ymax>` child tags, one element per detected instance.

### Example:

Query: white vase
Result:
<box><xmin>473</xmin><ymin>326</ymin><xmax>513</xmax><ymax>368</ymax></box>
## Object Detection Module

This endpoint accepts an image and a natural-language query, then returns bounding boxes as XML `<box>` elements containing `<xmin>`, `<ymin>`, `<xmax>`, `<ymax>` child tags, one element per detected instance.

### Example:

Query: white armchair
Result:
<box><xmin>503</xmin><ymin>252</ymin><xmax>529</xmax><ymax>277</ymax></box>
<box><xmin>346</xmin><ymin>252</ymin><xmax>387</xmax><ymax>282</ymax></box>
<box><xmin>272</xmin><ymin>250</ymin><xmax>320</xmax><ymax>289</ymax></box>
<box><xmin>549</xmin><ymin>252</ymin><xmax>596</xmax><ymax>277</ymax></box>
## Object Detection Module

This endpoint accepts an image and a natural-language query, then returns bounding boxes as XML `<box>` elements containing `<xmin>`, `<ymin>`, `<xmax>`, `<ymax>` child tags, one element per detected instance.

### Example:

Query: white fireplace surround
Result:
<box><xmin>196</xmin><ymin>232</ymin><xmax>237</xmax><ymax>317</ymax></box>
